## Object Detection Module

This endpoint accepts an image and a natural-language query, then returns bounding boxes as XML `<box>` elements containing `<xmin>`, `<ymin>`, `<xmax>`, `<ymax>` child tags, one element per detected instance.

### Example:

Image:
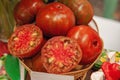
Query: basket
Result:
<box><xmin>19</xmin><ymin>19</ymin><xmax>101</xmax><ymax>80</ymax></box>
<box><xmin>20</xmin><ymin>50</ymin><xmax>102</xmax><ymax>80</ymax></box>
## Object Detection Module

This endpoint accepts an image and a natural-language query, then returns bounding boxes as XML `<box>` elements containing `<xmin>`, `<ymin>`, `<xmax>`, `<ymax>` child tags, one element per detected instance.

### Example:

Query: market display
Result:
<box><xmin>10</xmin><ymin>0</ymin><xmax>103</xmax><ymax>73</ymax></box>
<box><xmin>0</xmin><ymin>0</ymin><xmax>119</xmax><ymax>80</ymax></box>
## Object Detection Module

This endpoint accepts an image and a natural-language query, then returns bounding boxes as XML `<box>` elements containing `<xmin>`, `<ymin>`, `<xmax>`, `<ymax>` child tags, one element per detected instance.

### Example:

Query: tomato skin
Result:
<box><xmin>41</xmin><ymin>36</ymin><xmax>82</xmax><ymax>73</ymax></box>
<box><xmin>14</xmin><ymin>0</ymin><xmax>45</xmax><ymax>25</ymax></box>
<box><xmin>0</xmin><ymin>41</ymin><xmax>9</xmax><ymax>57</ymax></box>
<box><xmin>8</xmin><ymin>24</ymin><xmax>43</xmax><ymax>58</ymax></box>
<box><xmin>67</xmin><ymin>25</ymin><xmax>103</xmax><ymax>64</ymax></box>
<box><xmin>36</xmin><ymin>2</ymin><xmax>75</xmax><ymax>37</ymax></box>
<box><xmin>32</xmin><ymin>53</ymin><xmax>46</xmax><ymax>72</ymax></box>
<box><xmin>58</xmin><ymin>0</ymin><xmax>94</xmax><ymax>25</ymax></box>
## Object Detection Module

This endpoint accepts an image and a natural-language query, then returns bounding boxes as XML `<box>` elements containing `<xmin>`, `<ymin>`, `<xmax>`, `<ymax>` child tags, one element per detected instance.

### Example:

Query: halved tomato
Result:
<box><xmin>8</xmin><ymin>24</ymin><xmax>43</xmax><ymax>58</ymax></box>
<box><xmin>41</xmin><ymin>36</ymin><xmax>82</xmax><ymax>73</ymax></box>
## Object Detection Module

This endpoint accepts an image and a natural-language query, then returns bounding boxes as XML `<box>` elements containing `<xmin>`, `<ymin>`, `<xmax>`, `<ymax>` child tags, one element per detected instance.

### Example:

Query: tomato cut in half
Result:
<box><xmin>41</xmin><ymin>36</ymin><xmax>82</xmax><ymax>73</ymax></box>
<box><xmin>8</xmin><ymin>24</ymin><xmax>43</xmax><ymax>58</ymax></box>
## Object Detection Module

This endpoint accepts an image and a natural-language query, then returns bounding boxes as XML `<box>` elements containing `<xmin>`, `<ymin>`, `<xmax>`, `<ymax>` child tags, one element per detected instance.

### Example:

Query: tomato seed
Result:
<box><xmin>59</xmin><ymin>62</ymin><xmax>64</xmax><ymax>68</ymax></box>
<box><xmin>13</xmin><ymin>36</ymin><xmax>19</xmax><ymax>41</ymax></box>
<box><xmin>32</xmin><ymin>32</ymin><xmax>38</xmax><ymax>36</ymax></box>
<box><xmin>29</xmin><ymin>41</ymin><xmax>35</xmax><ymax>47</ymax></box>
<box><xmin>48</xmin><ymin>57</ymin><xmax>54</xmax><ymax>63</ymax></box>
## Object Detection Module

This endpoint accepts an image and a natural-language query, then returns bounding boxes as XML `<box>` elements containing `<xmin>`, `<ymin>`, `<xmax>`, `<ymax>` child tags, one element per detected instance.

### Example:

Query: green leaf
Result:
<box><xmin>4</xmin><ymin>54</ymin><xmax>20</xmax><ymax>80</ymax></box>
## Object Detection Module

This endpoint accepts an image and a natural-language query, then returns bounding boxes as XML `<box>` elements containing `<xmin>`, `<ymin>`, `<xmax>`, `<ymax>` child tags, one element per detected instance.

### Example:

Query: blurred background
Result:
<box><xmin>89</xmin><ymin>0</ymin><xmax>120</xmax><ymax>21</ymax></box>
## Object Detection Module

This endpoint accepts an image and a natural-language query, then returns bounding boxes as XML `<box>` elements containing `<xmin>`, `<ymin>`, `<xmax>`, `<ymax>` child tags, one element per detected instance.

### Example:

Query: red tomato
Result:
<box><xmin>41</xmin><ymin>36</ymin><xmax>82</xmax><ymax>73</ymax></box>
<box><xmin>8</xmin><ymin>24</ymin><xmax>43</xmax><ymax>58</ymax></box>
<box><xmin>14</xmin><ymin>0</ymin><xmax>45</xmax><ymax>25</ymax></box>
<box><xmin>0</xmin><ymin>40</ymin><xmax>9</xmax><ymax>57</ymax></box>
<box><xmin>36</xmin><ymin>2</ymin><xmax>75</xmax><ymax>37</ymax></box>
<box><xmin>58</xmin><ymin>0</ymin><xmax>94</xmax><ymax>25</ymax></box>
<box><xmin>32</xmin><ymin>53</ymin><xmax>46</xmax><ymax>72</ymax></box>
<box><xmin>67</xmin><ymin>25</ymin><xmax>103</xmax><ymax>64</ymax></box>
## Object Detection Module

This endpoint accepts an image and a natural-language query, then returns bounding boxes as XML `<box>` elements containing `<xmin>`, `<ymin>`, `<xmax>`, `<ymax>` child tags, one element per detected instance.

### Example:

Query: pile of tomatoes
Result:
<box><xmin>7</xmin><ymin>0</ymin><xmax>103</xmax><ymax>74</ymax></box>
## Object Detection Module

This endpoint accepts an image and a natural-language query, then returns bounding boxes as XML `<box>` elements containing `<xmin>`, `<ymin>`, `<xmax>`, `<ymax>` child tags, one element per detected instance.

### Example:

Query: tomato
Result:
<box><xmin>0</xmin><ymin>40</ymin><xmax>9</xmax><ymax>57</ymax></box>
<box><xmin>58</xmin><ymin>0</ymin><xmax>94</xmax><ymax>25</ymax></box>
<box><xmin>32</xmin><ymin>53</ymin><xmax>46</xmax><ymax>72</ymax></box>
<box><xmin>14</xmin><ymin>0</ymin><xmax>45</xmax><ymax>25</ymax></box>
<box><xmin>36</xmin><ymin>2</ymin><xmax>75</xmax><ymax>38</ymax></box>
<box><xmin>8</xmin><ymin>24</ymin><xmax>43</xmax><ymax>58</ymax></box>
<box><xmin>67</xmin><ymin>25</ymin><xmax>103</xmax><ymax>65</ymax></box>
<box><xmin>41</xmin><ymin>36</ymin><xmax>82</xmax><ymax>73</ymax></box>
<box><xmin>23</xmin><ymin>58</ymin><xmax>33</xmax><ymax>69</ymax></box>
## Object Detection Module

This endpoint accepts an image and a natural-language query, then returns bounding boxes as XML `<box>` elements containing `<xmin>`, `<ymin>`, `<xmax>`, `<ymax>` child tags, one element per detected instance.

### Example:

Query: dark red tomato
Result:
<box><xmin>32</xmin><ymin>53</ymin><xmax>46</xmax><ymax>72</ymax></box>
<box><xmin>8</xmin><ymin>24</ymin><xmax>43</xmax><ymax>58</ymax></box>
<box><xmin>41</xmin><ymin>36</ymin><xmax>82</xmax><ymax>73</ymax></box>
<box><xmin>0</xmin><ymin>40</ymin><xmax>9</xmax><ymax>57</ymax></box>
<box><xmin>31</xmin><ymin>38</ymin><xmax>47</xmax><ymax>72</ymax></box>
<box><xmin>23</xmin><ymin>58</ymin><xmax>33</xmax><ymax>69</ymax></box>
<box><xmin>36</xmin><ymin>2</ymin><xmax>75</xmax><ymax>38</ymax></box>
<box><xmin>14</xmin><ymin>0</ymin><xmax>45</xmax><ymax>25</ymax></box>
<box><xmin>67</xmin><ymin>25</ymin><xmax>103</xmax><ymax>65</ymax></box>
<box><xmin>58</xmin><ymin>0</ymin><xmax>94</xmax><ymax>25</ymax></box>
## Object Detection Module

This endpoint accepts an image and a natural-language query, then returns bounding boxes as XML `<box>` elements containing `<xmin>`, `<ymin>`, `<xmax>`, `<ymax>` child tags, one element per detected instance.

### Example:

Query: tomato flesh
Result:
<box><xmin>8</xmin><ymin>24</ymin><xmax>43</xmax><ymax>58</ymax></box>
<box><xmin>41</xmin><ymin>36</ymin><xmax>82</xmax><ymax>73</ymax></box>
<box><xmin>0</xmin><ymin>41</ymin><xmax>9</xmax><ymax>57</ymax></box>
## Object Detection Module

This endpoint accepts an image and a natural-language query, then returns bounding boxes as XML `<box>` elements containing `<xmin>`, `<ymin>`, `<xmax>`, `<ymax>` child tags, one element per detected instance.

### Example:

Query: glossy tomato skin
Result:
<box><xmin>14</xmin><ymin>0</ymin><xmax>45</xmax><ymax>25</ymax></box>
<box><xmin>8</xmin><ymin>24</ymin><xmax>43</xmax><ymax>58</ymax></box>
<box><xmin>58</xmin><ymin>0</ymin><xmax>94</xmax><ymax>25</ymax></box>
<box><xmin>36</xmin><ymin>2</ymin><xmax>75</xmax><ymax>37</ymax></box>
<box><xmin>0</xmin><ymin>40</ymin><xmax>9</xmax><ymax>57</ymax></box>
<box><xmin>67</xmin><ymin>25</ymin><xmax>103</xmax><ymax>64</ymax></box>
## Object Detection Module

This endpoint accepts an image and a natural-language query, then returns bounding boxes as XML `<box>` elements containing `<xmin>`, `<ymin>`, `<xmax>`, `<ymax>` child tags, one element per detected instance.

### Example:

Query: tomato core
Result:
<box><xmin>92</xmin><ymin>40</ymin><xmax>98</xmax><ymax>47</ymax></box>
<box><xmin>50</xmin><ymin>40</ymin><xmax>74</xmax><ymax>64</ymax></box>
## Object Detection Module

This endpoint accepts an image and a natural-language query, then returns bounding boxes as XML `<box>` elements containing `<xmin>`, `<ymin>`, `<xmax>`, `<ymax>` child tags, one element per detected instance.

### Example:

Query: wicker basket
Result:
<box><xmin>19</xmin><ymin>19</ymin><xmax>101</xmax><ymax>80</ymax></box>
